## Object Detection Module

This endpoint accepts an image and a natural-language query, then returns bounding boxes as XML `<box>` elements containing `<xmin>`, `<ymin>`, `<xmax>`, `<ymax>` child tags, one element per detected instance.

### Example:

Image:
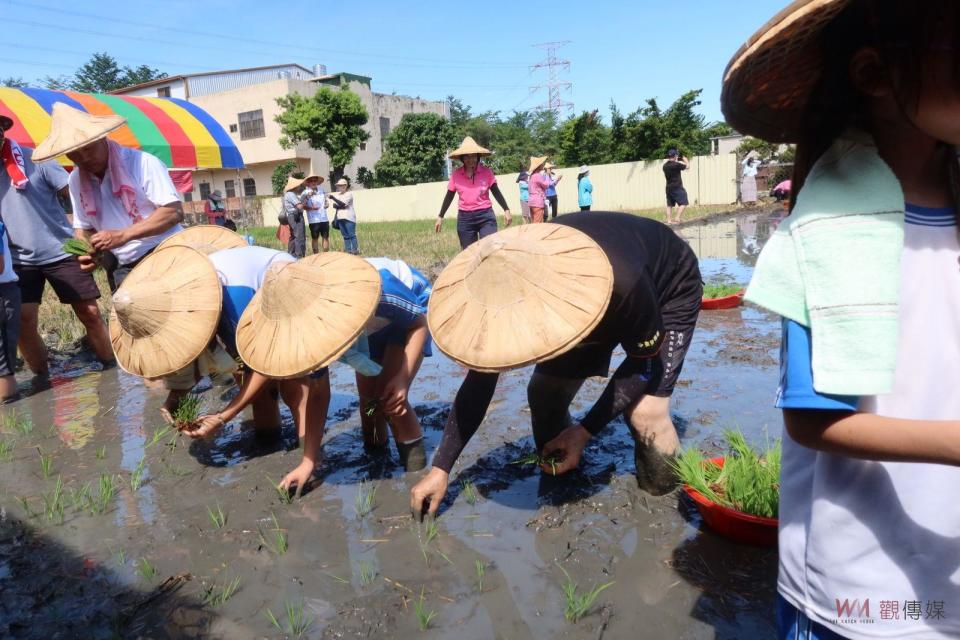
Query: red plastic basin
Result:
<box><xmin>700</xmin><ymin>290</ymin><xmax>746</xmax><ymax>310</ymax></box>
<box><xmin>683</xmin><ymin>457</ymin><xmax>778</xmax><ymax>547</ymax></box>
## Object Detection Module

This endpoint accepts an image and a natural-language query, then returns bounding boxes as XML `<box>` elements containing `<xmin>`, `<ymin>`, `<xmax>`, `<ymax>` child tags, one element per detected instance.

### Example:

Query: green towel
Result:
<box><xmin>746</xmin><ymin>133</ymin><xmax>904</xmax><ymax>395</ymax></box>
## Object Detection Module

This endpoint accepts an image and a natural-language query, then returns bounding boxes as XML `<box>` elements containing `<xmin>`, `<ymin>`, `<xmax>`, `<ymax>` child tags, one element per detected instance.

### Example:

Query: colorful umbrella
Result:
<box><xmin>0</xmin><ymin>87</ymin><xmax>243</xmax><ymax>169</ymax></box>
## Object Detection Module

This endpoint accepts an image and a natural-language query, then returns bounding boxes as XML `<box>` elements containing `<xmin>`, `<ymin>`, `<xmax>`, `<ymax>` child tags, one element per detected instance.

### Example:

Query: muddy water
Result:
<box><xmin>0</xmin><ymin>209</ymin><xmax>787</xmax><ymax>639</ymax></box>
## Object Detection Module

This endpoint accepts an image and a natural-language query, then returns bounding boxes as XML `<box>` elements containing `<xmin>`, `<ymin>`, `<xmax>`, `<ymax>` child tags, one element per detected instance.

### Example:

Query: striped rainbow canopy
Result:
<box><xmin>0</xmin><ymin>87</ymin><xmax>243</xmax><ymax>169</ymax></box>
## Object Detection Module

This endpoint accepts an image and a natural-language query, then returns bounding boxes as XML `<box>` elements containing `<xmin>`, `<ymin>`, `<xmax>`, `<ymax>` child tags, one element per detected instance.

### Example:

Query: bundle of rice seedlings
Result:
<box><xmin>61</xmin><ymin>237</ymin><xmax>94</xmax><ymax>256</ymax></box>
<box><xmin>673</xmin><ymin>429</ymin><xmax>780</xmax><ymax>519</ymax></box>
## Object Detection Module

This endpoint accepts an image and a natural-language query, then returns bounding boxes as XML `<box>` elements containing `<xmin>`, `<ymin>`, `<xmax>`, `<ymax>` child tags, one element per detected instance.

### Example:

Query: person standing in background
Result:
<box><xmin>545</xmin><ymin>163</ymin><xmax>563</xmax><ymax>219</ymax></box>
<box><xmin>517</xmin><ymin>171</ymin><xmax>532</xmax><ymax>223</ymax></box>
<box><xmin>527</xmin><ymin>156</ymin><xmax>549</xmax><ymax>223</ymax></box>
<box><xmin>662</xmin><ymin>149</ymin><xmax>689</xmax><ymax>225</ymax></box>
<box><xmin>204</xmin><ymin>190</ymin><xmax>226</xmax><ymax>226</ymax></box>
<box><xmin>329</xmin><ymin>178</ymin><xmax>359</xmax><ymax>255</ymax></box>
<box><xmin>740</xmin><ymin>156</ymin><xmax>759</xmax><ymax>206</ymax></box>
<box><xmin>303</xmin><ymin>175</ymin><xmax>330</xmax><ymax>254</ymax></box>
<box><xmin>577</xmin><ymin>165</ymin><xmax>593</xmax><ymax>211</ymax></box>
<box><xmin>281</xmin><ymin>176</ymin><xmax>307</xmax><ymax>258</ymax></box>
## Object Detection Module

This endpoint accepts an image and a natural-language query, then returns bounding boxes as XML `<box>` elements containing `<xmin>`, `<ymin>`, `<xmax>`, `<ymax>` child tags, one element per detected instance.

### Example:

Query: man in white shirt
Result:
<box><xmin>303</xmin><ymin>175</ymin><xmax>329</xmax><ymax>254</ymax></box>
<box><xmin>31</xmin><ymin>104</ymin><xmax>183</xmax><ymax>291</ymax></box>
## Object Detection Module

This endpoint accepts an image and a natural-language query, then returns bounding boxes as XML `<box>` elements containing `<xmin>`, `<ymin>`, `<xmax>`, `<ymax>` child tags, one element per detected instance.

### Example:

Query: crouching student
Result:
<box><xmin>723</xmin><ymin>1</ymin><xmax>960</xmax><ymax>638</ymax></box>
<box><xmin>359</xmin><ymin>257</ymin><xmax>433</xmax><ymax>470</ymax></box>
<box><xmin>109</xmin><ymin>244</ymin><xmax>381</xmax><ymax>495</ymax></box>
<box><xmin>411</xmin><ymin>212</ymin><xmax>702</xmax><ymax>517</ymax></box>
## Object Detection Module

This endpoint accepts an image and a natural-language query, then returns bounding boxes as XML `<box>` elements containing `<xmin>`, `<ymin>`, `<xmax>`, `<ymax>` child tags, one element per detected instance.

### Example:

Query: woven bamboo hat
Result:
<box><xmin>284</xmin><ymin>176</ymin><xmax>306</xmax><ymax>192</ymax></box>
<box><xmin>235</xmin><ymin>252</ymin><xmax>381</xmax><ymax>378</ymax></box>
<box><xmin>156</xmin><ymin>225</ymin><xmax>248</xmax><ymax>256</ymax></box>
<box><xmin>449</xmin><ymin>136</ymin><xmax>491</xmax><ymax>158</ymax></box>
<box><xmin>721</xmin><ymin>0</ymin><xmax>852</xmax><ymax>143</ymax></box>
<box><xmin>528</xmin><ymin>155</ymin><xmax>548</xmax><ymax>174</ymax></box>
<box><xmin>428</xmin><ymin>224</ymin><xmax>614</xmax><ymax>372</ymax></box>
<box><xmin>109</xmin><ymin>246</ymin><xmax>222</xmax><ymax>378</ymax></box>
<box><xmin>305</xmin><ymin>174</ymin><xmax>325</xmax><ymax>184</ymax></box>
<box><xmin>32</xmin><ymin>103</ymin><xmax>127</xmax><ymax>162</ymax></box>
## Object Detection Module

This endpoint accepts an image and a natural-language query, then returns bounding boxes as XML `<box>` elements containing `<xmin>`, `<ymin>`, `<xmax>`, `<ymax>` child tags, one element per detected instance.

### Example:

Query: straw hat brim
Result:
<box><xmin>284</xmin><ymin>176</ymin><xmax>306</xmax><ymax>192</ymax></box>
<box><xmin>428</xmin><ymin>224</ymin><xmax>614</xmax><ymax>372</ymax></box>
<box><xmin>236</xmin><ymin>252</ymin><xmax>381</xmax><ymax>378</ymax></box>
<box><xmin>528</xmin><ymin>156</ymin><xmax>548</xmax><ymax>174</ymax></box>
<box><xmin>721</xmin><ymin>0</ymin><xmax>851</xmax><ymax>143</ymax></box>
<box><xmin>109</xmin><ymin>246</ymin><xmax>222</xmax><ymax>378</ymax></box>
<box><xmin>156</xmin><ymin>225</ymin><xmax>248</xmax><ymax>256</ymax></box>
<box><xmin>305</xmin><ymin>175</ymin><xmax>325</xmax><ymax>184</ymax></box>
<box><xmin>32</xmin><ymin>105</ymin><xmax>127</xmax><ymax>163</ymax></box>
<box><xmin>449</xmin><ymin>136</ymin><xmax>491</xmax><ymax>158</ymax></box>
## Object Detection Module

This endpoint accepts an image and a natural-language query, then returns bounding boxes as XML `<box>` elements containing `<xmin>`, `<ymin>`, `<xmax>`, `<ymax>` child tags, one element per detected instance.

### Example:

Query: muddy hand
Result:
<box><xmin>279</xmin><ymin>459</ymin><xmax>316</xmax><ymax>499</ymax></box>
<box><xmin>541</xmin><ymin>424</ymin><xmax>592</xmax><ymax>475</ymax></box>
<box><xmin>185</xmin><ymin>414</ymin><xmax>226</xmax><ymax>439</ymax></box>
<box><xmin>410</xmin><ymin>467</ymin><xmax>448</xmax><ymax>522</ymax></box>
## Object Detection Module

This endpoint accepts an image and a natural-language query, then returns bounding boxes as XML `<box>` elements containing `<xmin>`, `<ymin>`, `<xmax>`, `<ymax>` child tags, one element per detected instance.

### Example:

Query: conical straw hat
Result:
<box><xmin>284</xmin><ymin>176</ymin><xmax>306</xmax><ymax>192</ymax></box>
<box><xmin>109</xmin><ymin>246</ymin><xmax>222</xmax><ymax>378</ymax></box>
<box><xmin>721</xmin><ymin>0</ymin><xmax>851</xmax><ymax>142</ymax></box>
<box><xmin>449</xmin><ymin>136</ymin><xmax>491</xmax><ymax>158</ymax></box>
<box><xmin>428</xmin><ymin>224</ymin><xmax>614</xmax><ymax>372</ymax></box>
<box><xmin>156</xmin><ymin>225</ymin><xmax>248</xmax><ymax>255</ymax></box>
<box><xmin>32</xmin><ymin>103</ymin><xmax>127</xmax><ymax>162</ymax></box>
<box><xmin>235</xmin><ymin>252</ymin><xmax>381</xmax><ymax>378</ymax></box>
<box><xmin>528</xmin><ymin>155</ymin><xmax>548</xmax><ymax>174</ymax></box>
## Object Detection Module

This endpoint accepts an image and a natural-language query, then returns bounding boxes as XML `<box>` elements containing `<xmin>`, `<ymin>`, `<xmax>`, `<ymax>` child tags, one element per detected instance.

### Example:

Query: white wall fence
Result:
<box><xmin>257</xmin><ymin>153</ymin><xmax>737</xmax><ymax>224</ymax></box>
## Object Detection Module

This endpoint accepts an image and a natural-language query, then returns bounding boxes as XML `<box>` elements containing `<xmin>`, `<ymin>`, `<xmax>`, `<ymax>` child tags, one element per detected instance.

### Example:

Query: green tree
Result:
<box><xmin>271</xmin><ymin>160</ymin><xmax>303</xmax><ymax>196</ymax></box>
<box><xmin>446</xmin><ymin>95</ymin><xmax>472</xmax><ymax>133</ymax></box>
<box><xmin>1</xmin><ymin>77</ymin><xmax>27</xmax><ymax>88</ymax></box>
<box><xmin>275</xmin><ymin>87</ymin><xmax>370</xmax><ymax>183</ymax></box>
<box><xmin>558</xmin><ymin>110</ymin><xmax>611</xmax><ymax>167</ymax></box>
<box><xmin>373</xmin><ymin>113</ymin><xmax>458</xmax><ymax>187</ymax></box>
<box><xmin>41</xmin><ymin>53</ymin><xmax>165</xmax><ymax>93</ymax></box>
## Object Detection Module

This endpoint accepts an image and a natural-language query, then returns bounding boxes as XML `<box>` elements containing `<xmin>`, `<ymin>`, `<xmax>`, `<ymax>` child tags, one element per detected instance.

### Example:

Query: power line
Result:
<box><xmin>529</xmin><ymin>41</ymin><xmax>573</xmax><ymax>115</ymax></box>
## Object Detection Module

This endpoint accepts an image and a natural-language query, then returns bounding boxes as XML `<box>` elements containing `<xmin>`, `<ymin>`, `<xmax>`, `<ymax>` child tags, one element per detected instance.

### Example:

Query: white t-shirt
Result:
<box><xmin>305</xmin><ymin>188</ymin><xmax>328</xmax><ymax>224</ymax></box>
<box><xmin>778</xmin><ymin>205</ymin><xmax>960</xmax><ymax>639</ymax></box>
<box><xmin>330</xmin><ymin>190</ymin><xmax>356</xmax><ymax>223</ymax></box>
<box><xmin>70</xmin><ymin>146</ymin><xmax>182</xmax><ymax>265</ymax></box>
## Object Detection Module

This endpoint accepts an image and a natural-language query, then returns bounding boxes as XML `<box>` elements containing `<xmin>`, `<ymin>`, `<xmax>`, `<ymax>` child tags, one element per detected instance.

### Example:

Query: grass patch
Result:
<box><xmin>259</xmin><ymin>513</ymin><xmax>287</xmax><ymax>556</ymax></box>
<box><xmin>672</xmin><ymin>429</ymin><xmax>781</xmax><ymax>519</ymax></box>
<box><xmin>559</xmin><ymin>566</ymin><xmax>614</xmax><ymax>623</ymax></box>
<box><xmin>355</xmin><ymin>480</ymin><xmax>376</xmax><ymax>518</ymax></box>
<box><xmin>414</xmin><ymin>588</ymin><xmax>438</xmax><ymax>631</ymax></box>
<box><xmin>265</xmin><ymin>600</ymin><xmax>313</xmax><ymax>638</ymax></box>
<box><xmin>206</xmin><ymin>503</ymin><xmax>227</xmax><ymax>529</ymax></box>
<box><xmin>202</xmin><ymin>576</ymin><xmax>241</xmax><ymax>607</ymax></box>
<box><xmin>460</xmin><ymin>479</ymin><xmax>479</xmax><ymax>505</ymax></box>
<box><xmin>702</xmin><ymin>282</ymin><xmax>744</xmax><ymax>299</ymax></box>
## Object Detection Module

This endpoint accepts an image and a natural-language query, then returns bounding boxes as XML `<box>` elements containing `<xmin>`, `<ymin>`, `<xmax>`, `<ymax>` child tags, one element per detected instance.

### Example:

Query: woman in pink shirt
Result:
<box><xmin>526</xmin><ymin>156</ymin><xmax>549</xmax><ymax>223</ymax></box>
<box><xmin>435</xmin><ymin>137</ymin><xmax>512</xmax><ymax>249</ymax></box>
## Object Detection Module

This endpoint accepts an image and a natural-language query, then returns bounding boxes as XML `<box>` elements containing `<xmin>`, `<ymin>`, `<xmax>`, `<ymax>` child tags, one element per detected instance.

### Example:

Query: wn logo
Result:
<box><xmin>836</xmin><ymin>598</ymin><xmax>871</xmax><ymax>619</ymax></box>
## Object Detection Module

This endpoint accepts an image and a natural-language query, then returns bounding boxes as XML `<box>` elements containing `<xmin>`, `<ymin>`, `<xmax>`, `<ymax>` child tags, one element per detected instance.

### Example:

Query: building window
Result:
<box><xmin>238</xmin><ymin>109</ymin><xmax>265</xmax><ymax>140</ymax></box>
<box><xmin>243</xmin><ymin>178</ymin><xmax>257</xmax><ymax>197</ymax></box>
<box><xmin>157</xmin><ymin>86</ymin><xmax>171</xmax><ymax>98</ymax></box>
<box><xmin>379</xmin><ymin>116</ymin><xmax>391</xmax><ymax>140</ymax></box>
<box><xmin>183</xmin><ymin>191</ymin><xmax>193</xmax><ymax>202</ymax></box>
<box><xmin>199</xmin><ymin>183</ymin><xmax>211</xmax><ymax>200</ymax></box>
<box><xmin>224</xmin><ymin>179</ymin><xmax>236</xmax><ymax>198</ymax></box>
<box><xmin>359</xmin><ymin>142</ymin><xmax>366</xmax><ymax>151</ymax></box>
<box><xmin>229</xmin><ymin>124</ymin><xmax>238</xmax><ymax>133</ymax></box>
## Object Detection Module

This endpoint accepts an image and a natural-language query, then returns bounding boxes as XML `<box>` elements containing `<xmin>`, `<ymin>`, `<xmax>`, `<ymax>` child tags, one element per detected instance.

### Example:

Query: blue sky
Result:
<box><xmin>4</xmin><ymin>0</ymin><xmax>787</xmax><ymax>124</ymax></box>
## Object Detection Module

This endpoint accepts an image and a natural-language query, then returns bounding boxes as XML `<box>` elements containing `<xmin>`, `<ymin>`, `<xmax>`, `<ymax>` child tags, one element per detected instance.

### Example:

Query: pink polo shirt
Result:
<box><xmin>447</xmin><ymin>165</ymin><xmax>497</xmax><ymax>212</ymax></box>
<box><xmin>527</xmin><ymin>172</ymin><xmax>548</xmax><ymax>208</ymax></box>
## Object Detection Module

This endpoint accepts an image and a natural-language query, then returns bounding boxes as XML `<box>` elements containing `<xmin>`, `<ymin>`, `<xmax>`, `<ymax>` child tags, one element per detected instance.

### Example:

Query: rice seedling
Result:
<box><xmin>363</xmin><ymin>399</ymin><xmax>380</xmax><ymax>418</ymax></box>
<box><xmin>202</xmin><ymin>576</ymin><xmax>241</xmax><ymax>607</ymax></box>
<box><xmin>357</xmin><ymin>560</ymin><xmax>376</xmax><ymax>586</ymax></box>
<box><xmin>172</xmin><ymin>394</ymin><xmax>202</xmax><ymax>430</ymax></box>
<box><xmin>95</xmin><ymin>445</ymin><xmax>106</xmax><ymax>460</ymax></box>
<box><xmin>415</xmin><ymin>518</ymin><xmax>446</xmax><ymax>567</ymax></box>
<box><xmin>206</xmin><ymin>503</ymin><xmax>227</xmax><ymax>529</ymax></box>
<box><xmin>672</xmin><ymin>429</ymin><xmax>781</xmax><ymax>519</ymax></box>
<box><xmin>146</xmin><ymin>425</ymin><xmax>173</xmax><ymax>449</ymax></box>
<box><xmin>325</xmin><ymin>572</ymin><xmax>349</xmax><ymax>584</ymax></box>
<box><xmin>163</xmin><ymin>463</ymin><xmax>192</xmax><ymax>477</ymax></box>
<box><xmin>113</xmin><ymin>547</ymin><xmax>126</xmax><ymax>567</ymax></box>
<box><xmin>355</xmin><ymin>480</ymin><xmax>377</xmax><ymax>518</ymax></box>
<box><xmin>41</xmin><ymin>475</ymin><xmax>65</xmax><ymax>524</ymax></box>
<box><xmin>68</xmin><ymin>482</ymin><xmax>92</xmax><ymax>511</ymax></box>
<box><xmin>265</xmin><ymin>600</ymin><xmax>313</xmax><ymax>638</ymax></box>
<box><xmin>414</xmin><ymin>588</ymin><xmax>438</xmax><ymax>631</ymax></box>
<box><xmin>90</xmin><ymin>473</ymin><xmax>119</xmax><ymax>515</ymax></box>
<box><xmin>267</xmin><ymin>475</ymin><xmax>293</xmax><ymax>505</ymax></box>
<box><xmin>136</xmin><ymin>557</ymin><xmax>156</xmax><ymax>581</ymax></box>
<box><xmin>702</xmin><ymin>282</ymin><xmax>744</xmax><ymax>299</ymax></box>
<box><xmin>475</xmin><ymin>560</ymin><xmax>485</xmax><ymax>593</ymax></box>
<box><xmin>258</xmin><ymin>513</ymin><xmax>288</xmax><ymax>555</ymax></box>
<box><xmin>16</xmin><ymin>495</ymin><xmax>34</xmax><ymax>517</ymax></box>
<box><xmin>460</xmin><ymin>479</ymin><xmax>479</xmax><ymax>505</ymax></box>
<box><xmin>129</xmin><ymin>457</ymin><xmax>147</xmax><ymax>493</ymax></box>
<box><xmin>559</xmin><ymin>566</ymin><xmax>614</xmax><ymax>623</ymax></box>
<box><xmin>37</xmin><ymin>447</ymin><xmax>52</xmax><ymax>478</ymax></box>
<box><xmin>508</xmin><ymin>451</ymin><xmax>560</xmax><ymax>475</ymax></box>
<box><xmin>0</xmin><ymin>439</ymin><xmax>12</xmax><ymax>461</ymax></box>
<box><xmin>1</xmin><ymin>410</ymin><xmax>32</xmax><ymax>436</ymax></box>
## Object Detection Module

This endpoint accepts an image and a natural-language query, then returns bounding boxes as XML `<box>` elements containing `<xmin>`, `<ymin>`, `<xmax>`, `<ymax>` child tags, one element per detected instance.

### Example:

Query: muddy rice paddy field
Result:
<box><xmin>1</xmin><ymin>209</ymin><xmax>786</xmax><ymax>639</ymax></box>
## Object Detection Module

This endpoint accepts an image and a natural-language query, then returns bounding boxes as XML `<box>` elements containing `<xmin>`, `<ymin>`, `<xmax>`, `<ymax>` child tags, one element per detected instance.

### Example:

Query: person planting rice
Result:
<box><xmin>31</xmin><ymin>103</ymin><xmax>184</xmax><ymax>292</ymax></box>
<box><xmin>109</xmin><ymin>243</ymin><xmax>381</xmax><ymax>495</ymax></box>
<box><xmin>357</xmin><ymin>257</ymin><xmax>433</xmax><ymax>471</ymax></box>
<box><xmin>410</xmin><ymin>212</ymin><xmax>702</xmax><ymax>518</ymax></box>
<box><xmin>724</xmin><ymin>1</ymin><xmax>960</xmax><ymax>637</ymax></box>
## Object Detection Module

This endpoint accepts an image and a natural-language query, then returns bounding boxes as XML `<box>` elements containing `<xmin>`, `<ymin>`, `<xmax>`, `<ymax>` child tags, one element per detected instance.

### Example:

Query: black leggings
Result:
<box><xmin>580</xmin><ymin>205</ymin><xmax>591</xmax><ymax>211</ymax></box>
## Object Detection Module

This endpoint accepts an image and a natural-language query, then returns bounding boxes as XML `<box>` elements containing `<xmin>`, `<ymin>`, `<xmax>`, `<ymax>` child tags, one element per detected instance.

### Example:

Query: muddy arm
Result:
<box><xmin>430</xmin><ymin>370</ymin><xmax>500</xmax><ymax>472</ymax></box>
<box><xmin>580</xmin><ymin>357</ymin><xmax>655</xmax><ymax>435</ymax></box>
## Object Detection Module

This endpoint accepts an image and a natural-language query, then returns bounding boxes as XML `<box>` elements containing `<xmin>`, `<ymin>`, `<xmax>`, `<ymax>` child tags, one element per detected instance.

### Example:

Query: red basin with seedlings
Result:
<box><xmin>683</xmin><ymin>457</ymin><xmax>779</xmax><ymax>547</ymax></box>
<box><xmin>700</xmin><ymin>290</ymin><xmax>746</xmax><ymax>310</ymax></box>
